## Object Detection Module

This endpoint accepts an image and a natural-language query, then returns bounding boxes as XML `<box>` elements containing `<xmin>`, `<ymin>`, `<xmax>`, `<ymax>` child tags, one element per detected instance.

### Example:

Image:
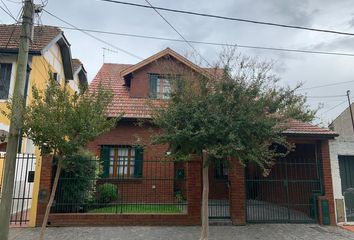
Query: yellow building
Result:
<box><xmin>0</xmin><ymin>24</ymin><xmax>87</xmax><ymax>226</ymax></box>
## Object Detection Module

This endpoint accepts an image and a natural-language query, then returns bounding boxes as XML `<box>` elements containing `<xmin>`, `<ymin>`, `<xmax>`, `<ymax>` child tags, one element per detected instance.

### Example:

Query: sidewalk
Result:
<box><xmin>342</xmin><ymin>225</ymin><xmax>354</xmax><ymax>233</ymax></box>
<box><xmin>9</xmin><ymin>224</ymin><xmax>354</xmax><ymax>240</ymax></box>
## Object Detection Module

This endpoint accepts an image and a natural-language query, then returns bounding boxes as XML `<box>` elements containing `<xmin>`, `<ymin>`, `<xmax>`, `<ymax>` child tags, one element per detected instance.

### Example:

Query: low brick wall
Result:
<box><xmin>229</xmin><ymin>157</ymin><xmax>246</xmax><ymax>225</ymax></box>
<box><xmin>35</xmin><ymin>156</ymin><xmax>202</xmax><ymax>226</ymax></box>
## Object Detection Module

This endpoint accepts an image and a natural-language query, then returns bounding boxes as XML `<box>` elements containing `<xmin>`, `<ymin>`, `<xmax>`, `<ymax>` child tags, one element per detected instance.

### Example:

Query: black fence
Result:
<box><xmin>0</xmin><ymin>153</ymin><xmax>36</xmax><ymax>225</ymax></box>
<box><xmin>246</xmin><ymin>153</ymin><xmax>322</xmax><ymax>223</ymax></box>
<box><xmin>52</xmin><ymin>159</ymin><xmax>187</xmax><ymax>215</ymax></box>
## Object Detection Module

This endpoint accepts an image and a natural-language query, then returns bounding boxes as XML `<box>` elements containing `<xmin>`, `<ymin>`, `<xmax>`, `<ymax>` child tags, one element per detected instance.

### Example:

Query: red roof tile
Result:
<box><xmin>90</xmin><ymin>63</ymin><xmax>162</xmax><ymax>118</ymax></box>
<box><xmin>0</xmin><ymin>24</ymin><xmax>62</xmax><ymax>53</ymax></box>
<box><xmin>281</xmin><ymin>119</ymin><xmax>337</xmax><ymax>137</ymax></box>
<box><xmin>90</xmin><ymin>62</ymin><xmax>337</xmax><ymax>137</ymax></box>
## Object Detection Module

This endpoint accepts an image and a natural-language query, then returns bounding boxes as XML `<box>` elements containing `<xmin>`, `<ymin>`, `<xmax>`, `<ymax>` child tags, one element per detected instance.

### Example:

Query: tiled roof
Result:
<box><xmin>72</xmin><ymin>58</ymin><xmax>83</xmax><ymax>73</ymax></box>
<box><xmin>281</xmin><ymin>119</ymin><xmax>338</xmax><ymax>137</ymax></box>
<box><xmin>0</xmin><ymin>24</ymin><xmax>62</xmax><ymax>53</ymax></box>
<box><xmin>90</xmin><ymin>63</ymin><xmax>160</xmax><ymax>118</ymax></box>
<box><xmin>90</xmin><ymin>62</ymin><xmax>337</xmax><ymax>138</ymax></box>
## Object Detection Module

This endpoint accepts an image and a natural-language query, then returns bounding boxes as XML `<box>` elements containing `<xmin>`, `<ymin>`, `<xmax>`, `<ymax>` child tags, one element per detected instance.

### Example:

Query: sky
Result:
<box><xmin>1</xmin><ymin>0</ymin><xmax>354</xmax><ymax>126</ymax></box>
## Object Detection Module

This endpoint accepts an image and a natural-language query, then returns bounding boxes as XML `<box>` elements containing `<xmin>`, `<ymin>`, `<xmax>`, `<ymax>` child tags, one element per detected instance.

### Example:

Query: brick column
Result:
<box><xmin>35</xmin><ymin>155</ymin><xmax>53</xmax><ymax>226</ymax></box>
<box><xmin>319</xmin><ymin>140</ymin><xmax>336</xmax><ymax>225</ymax></box>
<box><xmin>229</xmin><ymin>157</ymin><xmax>246</xmax><ymax>225</ymax></box>
<box><xmin>186</xmin><ymin>155</ymin><xmax>202</xmax><ymax>224</ymax></box>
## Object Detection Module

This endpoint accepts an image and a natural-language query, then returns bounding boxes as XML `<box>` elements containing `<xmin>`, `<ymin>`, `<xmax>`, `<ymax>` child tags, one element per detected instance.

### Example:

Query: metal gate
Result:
<box><xmin>0</xmin><ymin>153</ymin><xmax>36</xmax><ymax>226</ymax></box>
<box><xmin>339</xmin><ymin>155</ymin><xmax>354</xmax><ymax>222</ymax></box>
<box><xmin>246</xmin><ymin>144</ymin><xmax>322</xmax><ymax>223</ymax></box>
<box><xmin>208</xmin><ymin>198</ymin><xmax>230</xmax><ymax>219</ymax></box>
<box><xmin>208</xmin><ymin>165</ymin><xmax>230</xmax><ymax>219</ymax></box>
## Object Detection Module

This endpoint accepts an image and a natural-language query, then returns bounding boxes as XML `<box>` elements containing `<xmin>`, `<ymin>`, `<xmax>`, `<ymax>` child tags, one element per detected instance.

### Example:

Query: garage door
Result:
<box><xmin>246</xmin><ymin>144</ymin><xmax>322</xmax><ymax>223</ymax></box>
<box><xmin>339</xmin><ymin>155</ymin><xmax>354</xmax><ymax>222</ymax></box>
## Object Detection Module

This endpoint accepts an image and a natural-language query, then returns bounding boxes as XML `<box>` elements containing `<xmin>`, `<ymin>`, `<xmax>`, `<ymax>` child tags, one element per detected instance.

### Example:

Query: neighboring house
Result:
<box><xmin>68</xmin><ymin>58</ymin><xmax>88</xmax><ymax>94</ymax></box>
<box><xmin>329</xmin><ymin>102</ymin><xmax>354</xmax><ymax>224</ymax></box>
<box><xmin>0</xmin><ymin>24</ymin><xmax>86</xmax><ymax>226</ymax></box>
<box><xmin>35</xmin><ymin>48</ymin><xmax>338</xmax><ymax>226</ymax></box>
<box><xmin>0</xmin><ymin>24</ymin><xmax>74</xmax><ymax>152</ymax></box>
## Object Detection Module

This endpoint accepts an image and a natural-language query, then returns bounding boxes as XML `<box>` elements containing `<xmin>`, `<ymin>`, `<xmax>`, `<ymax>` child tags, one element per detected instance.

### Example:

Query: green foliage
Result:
<box><xmin>21</xmin><ymin>76</ymin><xmax>117</xmax><ymax>156</ymax></box>
<box><xmin>54</xmin><ymin>149</ymin><xmax>98</xmax><ymax>213</ymax></box>
<box><xmin>175</xmin><ymin>191</ymin><xmax>186</xmax><ymax>203</ymax></box>
<box><xmin>151</xmin><ymin>53</ymin><xmax>315</xmax><ymax>173</ymax></box>
<box><xmin>96</xmin><ymin>183</ymin><xmax>119</xmax><ymax>204</ymax></box>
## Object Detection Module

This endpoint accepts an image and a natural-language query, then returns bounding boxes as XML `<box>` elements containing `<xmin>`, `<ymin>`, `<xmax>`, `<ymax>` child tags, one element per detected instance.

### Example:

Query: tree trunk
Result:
<box><xmin>199</xmin><ymin>152</ymin><xmax>209</xmax><ymax>240</ymax></box>
<box><xmin>39</xmin><ymin>157</ymin><xmax>62</xmax><ymax>240</ymax></box>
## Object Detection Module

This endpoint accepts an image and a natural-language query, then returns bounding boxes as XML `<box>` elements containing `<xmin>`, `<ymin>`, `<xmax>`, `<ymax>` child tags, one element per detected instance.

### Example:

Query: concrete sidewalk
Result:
<box><xmin>9</xmin><ymin>224</ymin><xmax>354</xmax><ymax>240</ymax></box>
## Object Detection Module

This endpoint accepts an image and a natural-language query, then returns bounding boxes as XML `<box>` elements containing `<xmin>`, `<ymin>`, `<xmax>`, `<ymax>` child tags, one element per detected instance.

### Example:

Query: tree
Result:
<box><xmin>10</xmin><ymin>76</ymin><xmax>117</xmax><ymax>240</ymax></box>
<box><xmin>151</xmin><ymin>50</ymin><xmax>315</xmax><ymax>240</ymax></box>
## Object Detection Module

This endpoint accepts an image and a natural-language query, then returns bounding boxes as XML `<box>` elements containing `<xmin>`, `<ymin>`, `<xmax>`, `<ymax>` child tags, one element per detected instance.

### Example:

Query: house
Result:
<box><xmin>35</xmin><ymin>48</ymin><xmax>338</xmax><ymax>226</ymax></box>
<box><xmin>0</xmin><ymin>24</ymin><xmax>88</xmax><ymax>152</ymax></box>
<box><xmin>329</xmin><ymin>102</ymin><xmax>354</xmax><ymax>224</ymax></box>
<box><xmin>0</xmin><ymin>24</ymin><xmax>86</xmax><ymax>226</ymax></box>
<box><xmin>68</xmin><ymin>58</ymin><xmax>88</xmax><ymax>94</ymax></box>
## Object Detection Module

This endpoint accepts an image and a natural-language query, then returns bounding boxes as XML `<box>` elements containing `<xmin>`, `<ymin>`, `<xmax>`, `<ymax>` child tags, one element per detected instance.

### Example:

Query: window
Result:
<box><xmin>149</xmin><ymin>74</ymin><xmax>170</xmax><ymax>99</ymax></box>
<box><xmin>215</xmin><ymin>162</ymin><xmax>228</xmax><ymax>179</ymax></box>
<box><xmin>0</xmin><ymin>63</ymin><xmax>12</xmax><ymax>99</ymax></box>
<box><xmin>101</xmin><ymin>145</ymin><xmax>143</xmax><ymax>178</ymax></box>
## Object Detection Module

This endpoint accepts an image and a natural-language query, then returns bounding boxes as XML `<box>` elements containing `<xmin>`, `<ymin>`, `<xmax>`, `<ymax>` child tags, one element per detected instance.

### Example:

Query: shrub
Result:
<box><xmin>53</xmin><ymin>149</ymin><xmax>98</xmax><ymax>213</ymax></box>
<box><xmin>96</xmin><ymin>183</ymin><xmax>119</xmax><ymax>203</ymax></box>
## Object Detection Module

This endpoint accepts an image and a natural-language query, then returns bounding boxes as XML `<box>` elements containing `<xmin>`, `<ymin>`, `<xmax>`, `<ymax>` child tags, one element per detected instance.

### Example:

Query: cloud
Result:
<box><xmin>3</xmin><ymin>0</ymin><xmax>354</xmax><ymax>124</ymax></box>
<box><xmin>349</xmin><ymin>15</ymin><xmax>354</xmax><ymax>28</ymax></box>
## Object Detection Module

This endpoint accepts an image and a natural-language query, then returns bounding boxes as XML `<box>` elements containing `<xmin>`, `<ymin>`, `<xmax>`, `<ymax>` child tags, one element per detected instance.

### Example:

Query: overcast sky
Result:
<box><xmin>2</xmin><ymin>0</ymin><xmax>354</xmax><ymax>126</ymax></box>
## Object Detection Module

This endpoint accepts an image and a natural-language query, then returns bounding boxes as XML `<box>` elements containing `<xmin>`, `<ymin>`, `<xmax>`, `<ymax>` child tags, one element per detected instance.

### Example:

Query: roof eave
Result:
<box><xmin>283</xmin><ymin>132</ymin><xmax>339</xmax><ymax>139</ymax></box>
<box><xmin>0</xmin><ymin>48</ymin><xmax>41</xmax><ymax>55</ymax></box>
<box><xmin>41</xmin><ymin>32</ymin><xmax>74</xmax><ymax>80</ymax></box>
<box><xmin>121</xmin><ymin>48</ymin><xmax>212</xmax><ymax>79</ymax></box>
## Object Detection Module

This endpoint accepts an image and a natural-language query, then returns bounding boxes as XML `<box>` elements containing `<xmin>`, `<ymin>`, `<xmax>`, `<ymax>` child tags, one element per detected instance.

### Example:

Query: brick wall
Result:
<box><xmin>229</xmin><ymin>157</ymin><xmax>246</xmax><ymax>225</ymax></box>
<box><xmin>35</xmin><ymin>155</ymin><xmax>53</xmax><ymax>225</ymax></box>
<box><xmin>87</xmin><ymin>121</ymin><xmax>175</xmax><ymax>203</ymax></box>
<box><xmin>35</xmin><ymin>153</ymin><xmax>202</xmax><ymax>226</ymax></box>
<box><xmin>129</xmin><ymin>57</ymin><xmax>201</xmax><ymax>98</ymax></box>
<box><xmin>319</xmin><ymin>139</ymin><xmax>336</xmax><ymax>225</ymax></box>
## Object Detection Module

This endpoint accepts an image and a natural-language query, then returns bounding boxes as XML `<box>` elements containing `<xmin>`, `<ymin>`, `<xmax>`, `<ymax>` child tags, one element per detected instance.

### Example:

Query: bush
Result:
<box><xmin>96</xmin><ymin>183</ymin><xmax>119</xmax><ymax>203</ymax></box>
<box><xmin>53</xmin><ymin>149</ymin><xmax>98</xmax><ymax>213</ymax></box>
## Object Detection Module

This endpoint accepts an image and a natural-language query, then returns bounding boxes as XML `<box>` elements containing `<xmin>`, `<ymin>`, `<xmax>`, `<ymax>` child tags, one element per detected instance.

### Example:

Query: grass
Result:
<box><xmin>89</xmin><ymin>204</ymin><xmax>183</xmax><ymax>214</ymax></box>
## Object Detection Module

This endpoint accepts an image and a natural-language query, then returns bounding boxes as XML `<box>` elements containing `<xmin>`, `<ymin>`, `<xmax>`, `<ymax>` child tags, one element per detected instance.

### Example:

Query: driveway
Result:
<box><xmin>9</xmin><ymin>224</ymin><xmax>354</xmax><ymax>240</ymax></box>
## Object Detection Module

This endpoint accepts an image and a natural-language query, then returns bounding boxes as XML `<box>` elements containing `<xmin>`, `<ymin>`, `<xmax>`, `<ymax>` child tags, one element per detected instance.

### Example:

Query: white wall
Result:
<box><xmin>330</xmin><ymin>103</ymin><xmax>354</xmax><ymax>223</ymax></box>
<box><xmin>68</xmin><ymin>71</ymin><xmax>80</xmax><ymax>93</ymax></box>
<box><xmin>43</xmin><ymin>43</ymin><xmax>65</xmax><ymax>83</ymax></box>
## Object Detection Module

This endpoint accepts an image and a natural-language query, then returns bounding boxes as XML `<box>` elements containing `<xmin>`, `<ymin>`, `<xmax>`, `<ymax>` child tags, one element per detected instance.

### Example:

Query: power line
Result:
<box><xmin>143</xmin><ymin>0</ymin><xmax>212</xmax><ymax>67</ymax></box>
<box><xmin>306</xmin><ymin>94</ymin><xmax>347</xmax><ymax>98</ymax></box>
<box><xmin>0</xmin><ymin>0</ymin><xmax>15</xmax><ymax>19</ymax></box>
<box><xmin>0</xmin><ymin>3</ymin><xmax>17</xmax><ymax>22</ymax></box>
<box><xmin>297</xmin><ymin>80</ymin><xmax>354</xmax><ymax>91</ymax></box>
<box><xmin>322</xmin><ymin>100</ymin><xmax>347</xmax><ymax>114</ymax></box>
<box><xmin>5</xmin><ymin>8</ymin><xmax>23</xmax><ymax>49</ymax></box>
<box><xmin>321</xmin><ymin>97</ymin><xmax>354</xmax><ymax>114</ymax></box>
<box><xmin>5</xmin><ymin>0</ymin><xmax>22</xmax><ymax>4</ymax></box>
<box><xmin>101</xmin><ymin>0</ymin><xmax>354</xmax><ymax>37</ymax></box>
<box><xmin>58</xmin><ymin>26</ymin><xmax>354</xmax><ymax>58</ymax></box>
<box><xmin>42</xmin><ymin>9</ymin><xmax>144</xmax><ymax>60</ymax></box>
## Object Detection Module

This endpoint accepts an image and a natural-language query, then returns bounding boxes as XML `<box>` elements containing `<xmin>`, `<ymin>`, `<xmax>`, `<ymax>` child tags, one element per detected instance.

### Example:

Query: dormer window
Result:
<box><xmin>149</xmin><ymin>74</ymin><xmax>170</xmax><ymax>99</ymax></box>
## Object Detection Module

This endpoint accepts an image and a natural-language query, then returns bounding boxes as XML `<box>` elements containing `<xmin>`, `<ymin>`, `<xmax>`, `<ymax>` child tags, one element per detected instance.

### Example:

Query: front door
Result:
<box><xmin>339</xmin><ymin>155</ymin><xmax>354</xmax><ymax>222</ymax></box>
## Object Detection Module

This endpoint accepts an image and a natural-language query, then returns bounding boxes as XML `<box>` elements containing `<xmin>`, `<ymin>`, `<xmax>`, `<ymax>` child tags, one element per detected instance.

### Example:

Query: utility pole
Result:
<box><xmin>0</xmin><ymin>1</ymin><xmax>34</xmax><ymax>240</ymax></box>
<box><xmin>347</xmin><ymin>90</ymin><xmax>354</xmax><ymax>133</ymax></box>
